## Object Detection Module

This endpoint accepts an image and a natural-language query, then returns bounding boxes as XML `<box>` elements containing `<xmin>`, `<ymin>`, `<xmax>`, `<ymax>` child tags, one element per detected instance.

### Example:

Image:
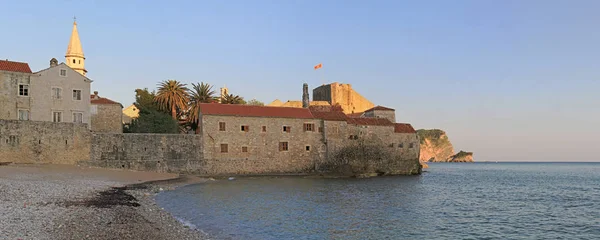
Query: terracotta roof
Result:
<box><xmin>365</xmin><ymin>106</ymin><xmax>395</xmax><ymax>112</ymax></box>
<box><xmin>90</xmin><ymin>95</ymin><xmax>121</xmax><ymax>105</ymax></box>
<box><xmin>347</xmin><ymin>112</ymin><xmax>364</xmax><ymax>118</ymax></box>
<box><xmin>394</xmin><ymin>123</ymin><xmax>416</xmax><ymax>133</ymax></box>
<box><xmin>308</xmin><ymin>105</ymin><xmax>347</xmax><ymax>121</ymax></box>
<box><xmin>199</xmin><ymin>103</ymin><xmax>314</xmax><ymax>119</ymax></box>
<box><xmin>346</xmin><ymin>117</ymin><xmax>394</xmax><ymax>126</ymax></box>
<box><xmin>0</xmin><ymin>60</ymin><xmax>32</xmax><ymax>73</ymax></box>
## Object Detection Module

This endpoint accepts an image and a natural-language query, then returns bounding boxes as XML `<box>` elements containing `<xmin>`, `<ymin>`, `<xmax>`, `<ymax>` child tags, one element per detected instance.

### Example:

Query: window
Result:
<box><xmin>389</xmin><ymin>143</ymin><xmax>394</xmax><ymax>148</ymax></box>
<box><xmin>72</xmin><ymin>59</ymin><xmax>76</xmax><ymax>64</ymax></box>
<box><xmin>305</xmin><ymin>145</ymin><xmax>311</xmax><ymax>151</ymax></box>
<box><xmin>52</xmin><ymin>112</ymin><xmax>62</xmax><ymax>122</ymax></box>
<box><xmin>72</xmin><ymin>90</ymin><xmax>82</xmax><ymax>100</ymax></box>
<box><xmin>283</xmin><ymin>126</ymin><xmax>291</xmax><ymax>133</ymax></box>
<box><xmin>262</xmin><ymin>126</ymin><xmax>267</xmax><ymax>132</ymax></box>
<box><xmin>72</xmin><ymin>112</ymin><xmax>83</xmax><ymax>123</ymax></box>
<box><xmin>78</xmin><ymin>60</ymin><xmax>81</xmax><ymax>64</ymax></box>
<box><xmin>318</xmin><ymin>127</ymin><xmax>323</xmax><ymax>133</ymax></box>
<box><xmin>241</xmin><ymin>125</ymin><xmax>249</xmax><ymax>132</ymax></box>
<box><xmin>279</xmin><ymin>142</ymin><xmax>289</xmax><ymax>151</ymax></box>
<box><xmin>303</xmin><ymin>123</ymin><xmax>315</xmax><ymax>132</ymax></box>
<box><xmin>349</xmin><ymin>135</ymin><xmax>358</xmax><ymax>140</ymax></box>
<box><xmin>220</xmin><ymin>144</ymin><xmax>228</xmax><ymax>153</ymax></box>
<box><xmin>399</xmin><ymin>143</ymin><xmax>404</xmax><ymax>148</ymax></box>
<box><xmin>52</xmin><ymin>87</ymin><xmax>62</xmax><ymax>99</ymax></box>
<box><xmin>60</xmin><ymin>69</ymin><xmax>67</xmax><ymax>76</ymax></box>
<box><xmin>219</xmin><ymin>122</ymin><xmax>226</xmax><ymax>131</ymax></box>
<box><xmin>409</xmin><ymin>143</ymin><xmax>414</xmax><ymax>148</ymax></box>
<box><xmin>242</xmin><ymin>146</ymin><xmax>248</xmax><ymax>153</ymax></box>
<box><xmin>18</xmin><ymin>109</ymin><xmax>29</xmax><ymax>120</ymax></box>
<box><xmin>19</xmin><ymin>84</ymin><xmax>29</xmax><ymax>96</ymax></box>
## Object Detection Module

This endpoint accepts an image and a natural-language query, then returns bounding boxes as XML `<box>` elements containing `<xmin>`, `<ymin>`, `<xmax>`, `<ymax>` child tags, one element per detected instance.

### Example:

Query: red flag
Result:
<box><xmin>314</xmin><ymin>63</ymin><xmax>322</xmax><ymax>70</ymax></box>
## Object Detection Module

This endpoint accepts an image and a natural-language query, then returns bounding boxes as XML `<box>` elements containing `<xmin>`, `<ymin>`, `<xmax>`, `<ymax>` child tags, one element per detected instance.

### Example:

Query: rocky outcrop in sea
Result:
<box><xmin>417</xmin><ymin>129</ymin><xmax>474</xmax><ymax>162</ymax></box>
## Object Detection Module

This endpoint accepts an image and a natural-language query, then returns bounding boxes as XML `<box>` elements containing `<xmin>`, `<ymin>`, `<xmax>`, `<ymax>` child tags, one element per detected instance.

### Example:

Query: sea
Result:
<box><xmin>155</xmin><ymin>162</ymin><xmax>600</xmax><ymax>239</ymax></box>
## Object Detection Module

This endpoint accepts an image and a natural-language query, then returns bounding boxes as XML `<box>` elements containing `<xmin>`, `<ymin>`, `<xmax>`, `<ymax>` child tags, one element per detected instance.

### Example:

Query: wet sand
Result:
<box><xmin>0</xmin><ymin>164</ymin><xmax>209</xmax><ymax>240</ymax></box>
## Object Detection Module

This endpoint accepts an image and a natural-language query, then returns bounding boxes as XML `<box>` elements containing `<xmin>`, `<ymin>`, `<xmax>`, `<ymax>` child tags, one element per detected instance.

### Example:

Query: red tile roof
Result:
<box><xmin>394</xmin><ymin>123</ymin><xmax>416</xmax><ymax>133</ymax></box>
<box><xmin>308</xmin><ymin>105</ymin><xmax>348</xmax><ymax>121</ymax></box>
<box><xmin>365</xmin><ymin>106</ymin><xmax>395</xmax><ymax>112</ymax></box>
<box><xmin>347</xmin><ymin>112</ymin><xmax>364</xmax><ymax>118</ymax></box>
<box><xmin>199</xmin><ymin>103</ymin><xmax>314</xmax><ymax>119</ymax></box>
<box><xmin>346</xmin><ymin>117</ymin><xmax>394</xmax><ymax>126</ymax></box>
<box><xmin>0</xmin><ymin>60</ymin><xmax>32</xmax><ymax>73</ymax></box>
<box><xmin>90</xmin><ymin>95</ymin><xmax>121</xmax><ymax>105</ymax></box>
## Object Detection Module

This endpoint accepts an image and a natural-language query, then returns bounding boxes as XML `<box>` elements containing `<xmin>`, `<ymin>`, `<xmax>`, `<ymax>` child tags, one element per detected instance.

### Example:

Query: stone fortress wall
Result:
<box><xmin>0</xmin><ymin>118</ymin><xmax>421</xmax><ymax>176</ymax></box>
<box><xmin>0</xmin><ymin>120</ymin><xmax>90</xmax><ymax>164</ymax></box>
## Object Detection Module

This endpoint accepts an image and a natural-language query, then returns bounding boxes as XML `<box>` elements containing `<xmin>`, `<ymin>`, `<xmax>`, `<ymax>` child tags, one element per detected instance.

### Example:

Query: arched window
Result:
<box><xmin>73</xmin><ymin>59</ymin><xmax>76</xmax><ymax>64</ymax></box>
<box><xmin>78</xmin><ymin>60</ymin><xmax>81</xmax><ymax>64</ymax></box>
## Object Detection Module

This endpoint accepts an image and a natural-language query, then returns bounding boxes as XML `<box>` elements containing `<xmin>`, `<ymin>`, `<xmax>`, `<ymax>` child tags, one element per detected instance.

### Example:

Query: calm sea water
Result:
<box><xmin>156</xmin><ymin>163</ymin><xmax>600</xmax><ymax>239</ymax></box>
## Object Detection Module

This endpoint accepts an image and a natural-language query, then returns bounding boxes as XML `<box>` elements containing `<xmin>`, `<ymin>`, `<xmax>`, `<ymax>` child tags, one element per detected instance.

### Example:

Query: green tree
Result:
<box><xmin>155</xmin><ymin>80</ymin><xmax>189</xmax><ymax>119</ymax></box>
<box><xmin>222</xmin><ymin>94</ymin><xmax>245</xmax><ymax>104</ymax></box>
<box><xmin>126</xmin><ymin>88</ymin><xmax>179</xmax><ymax>133</ymax></box>
<box><xmin>246</xmin><ymin>99</ymin><xmax>264</xmax><ymax>106</ymax></box>
<box><xmin>188</xmin><ymin>82</ymin><xmax>217</xmax><ymax>133</ymax></box>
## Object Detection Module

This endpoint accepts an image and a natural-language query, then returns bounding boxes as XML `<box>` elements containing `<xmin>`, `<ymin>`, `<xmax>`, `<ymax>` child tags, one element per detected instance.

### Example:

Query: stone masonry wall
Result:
<box><xmin>0</xmin><ymin>120</ymin><xmax>90</xmax><ymax>164</ymax></box>
<box><xmin>201</xmin><ymin>115</ymin><xmax>325</xmax><ymax>175</ymax></box>
<box><xmin>85</xmin><ymin>133</ymin><xmax>203</xmax><ymax>173</ymax></box>
<box><xmin>319</xmin><ymin>124</ymin><xmax>421</xmax><ymax>175</ymax></box>
<box><xmin>0</xmin><ymin>71</ymin><xmax>33</xmax><ymax>120</ymax></box>
<box><xmin>91</xmin><ymin>104</ymin><xmax>123</xmax><ymax>133</ymax></box>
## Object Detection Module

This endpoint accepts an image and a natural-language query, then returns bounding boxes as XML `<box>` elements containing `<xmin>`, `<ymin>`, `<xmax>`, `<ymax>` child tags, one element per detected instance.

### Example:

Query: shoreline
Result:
<box><xmin>0</xmin><ymin>164</ymin><xmax>209</xmax><ymax>240</ymax></box>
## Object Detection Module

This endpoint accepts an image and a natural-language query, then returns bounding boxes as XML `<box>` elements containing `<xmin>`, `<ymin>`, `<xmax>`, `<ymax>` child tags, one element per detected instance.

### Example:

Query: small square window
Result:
<box><xmin>242</xmin><ymin>146</ymin><xmax>248</xmax><ymax>153</ymax></box>
<box><xmin>52</xmin><ymin>87</ymin><xmax>62</xmax><ymax>99</ymax></box>
<box><xmin>398</xmin><ymin>143</ymin><xmax>404</xmax><ymax>148</ymax></box>
<box><xmin>72</xmin><ymin>112</ymin><xmax>83</xmax><ymax>123</ymax></box>
<box><xmin>262</xmin><ymin>126</ymin><xmax>267</xmax><ymax>132</ymax></box>
<box><xmin>409</xmin><ymin>143</ymin><xmax>414</xmax><ymax>148</ymax></box>
<box><xmin>303</xmin><ymin>123</ymin><xmax>314</xmax><ymax>132</ymax></box>
<box><xmin>19</xmin><ymin>84</ymin><xmax>29</xmax><ymax>96</ymax></box>
<box><xmin>220</xmin><ymin>144</ymin><xmax>228</xmax><ymax>153</ymax></box>
<box><xmin>52</xmin><ymin>112</ymin><xmax>62</xmax><ymax>122</ymax></box>
<box><xmin>60</xmin><ymin>69</ymin><xmax>67</xmax><ymax>76</ymax></box>
<box><xmin>18</xmin><ymin>109</ymin><xmax>29</xmax><ymax>120</ymax></box>
<box><xmin>389</xmin><ymin>143</ymin><xmax>394</xmax><ymax>148</ymax></box>
<box><xmin>72</xmin><ymin>90</ymin><xmax>82</xmax><ymax>100</ymax></box>
<box><xmin>241</xmin><ymin>125</ymin><xmax>249</xmax><ymax>132</ymax></box>
<box><xmin>283</xmin><ymin>126</ymin><xmax>291</xmax><ymax>133</ymax></box>
<box><xmin>279</xmin><ymin>142</ymin><xmax>288</xmax><ymax>151</ymax></box>
<box><xmin>305</xmin><ymin>146</ymin><xmax>311</xmax><ymax>151</ymax></box>
<box><xmin>219</xmin><ymin>122</ymin><xmax>226</xmax><ymax>131</ymax></box>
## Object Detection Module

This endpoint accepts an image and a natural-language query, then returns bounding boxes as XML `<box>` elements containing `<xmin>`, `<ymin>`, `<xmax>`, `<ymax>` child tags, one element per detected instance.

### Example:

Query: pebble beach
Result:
<box><xmin>0</xmin><ymin>164</ymin><xmax>209</xmax><ymax>240</ymax></box>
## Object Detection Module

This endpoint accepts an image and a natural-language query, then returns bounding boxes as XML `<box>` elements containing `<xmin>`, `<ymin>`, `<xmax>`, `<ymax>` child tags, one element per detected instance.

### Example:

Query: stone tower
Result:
<box><xmin>220</xmin><ymin>86</ymin><xmax>229</xmax><ymax>103</ymax></box>
<box><xmin>302</xmin><ymin>83</ymin><xmax>309</xmax><ymax>108</ymax></box>
<box><xmin>65</xmin><ymin>19</ymin><xmax>87</xmax><ymax>76</ymax></box>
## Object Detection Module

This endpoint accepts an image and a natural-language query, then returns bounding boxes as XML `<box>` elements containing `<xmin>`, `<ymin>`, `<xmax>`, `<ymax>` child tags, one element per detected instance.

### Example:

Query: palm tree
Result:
<box><xmin>154</xmin><ymin>80</ymin><xmax>189</xmax><ymax>119</ymax></box>
<box><xmin>188</xmin><ymin>82</ymin><xmax>216</xmax><ymax>131</ymax></box>
<box><xmin>222</xmin><ymin>94</ymin><xmax>245</xmax><ymax>104</ymax></box>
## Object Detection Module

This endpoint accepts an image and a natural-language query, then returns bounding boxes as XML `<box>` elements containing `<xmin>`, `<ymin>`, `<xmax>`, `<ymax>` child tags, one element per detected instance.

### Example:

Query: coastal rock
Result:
<box><xmin>446</xmin><ymin>151</ymin><xmax>474</xmax><ymax>162</ymax></box>
<box><xmin>417</xmin><ymin>129</ymin><xmax>454</xmax><ymax>162</ymax></box>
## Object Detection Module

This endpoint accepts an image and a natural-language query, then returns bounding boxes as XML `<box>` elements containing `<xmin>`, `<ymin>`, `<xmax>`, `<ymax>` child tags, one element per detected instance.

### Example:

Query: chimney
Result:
<box><xmin>302</xmin><ymin>83</ymin><xmax>309</xmax><ymax>108</ymax></box>
<box><xmin>93</xmin><ymin>91</ymin><xmax>99</xmax><ymax>99</ymax></box>
<box><xmin>50</xmin><ymin>58</ymin><xmax>58</xmax><ymax>67</ymax></box>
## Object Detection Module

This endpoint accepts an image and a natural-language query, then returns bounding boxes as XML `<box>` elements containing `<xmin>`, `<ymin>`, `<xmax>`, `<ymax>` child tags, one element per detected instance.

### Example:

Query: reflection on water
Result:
<box><xmin>156</xmin><ymin>163</ymin><xmax>600</xmax><ymax>239</ymax></box>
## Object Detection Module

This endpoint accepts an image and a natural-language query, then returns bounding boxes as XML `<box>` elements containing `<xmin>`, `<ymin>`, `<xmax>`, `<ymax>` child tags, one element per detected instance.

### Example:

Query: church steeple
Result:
<box><xmin>65</xmin><ymin>18</ymin><xmax>87</xmax><ymax>76</ymax></box>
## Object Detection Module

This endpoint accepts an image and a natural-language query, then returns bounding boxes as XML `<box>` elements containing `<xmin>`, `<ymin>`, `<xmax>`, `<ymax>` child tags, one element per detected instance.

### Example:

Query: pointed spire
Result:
<box><xmin>66</xmin><ymin>19</ymin><xmax>84</xmax><ymax>58</ymax></box>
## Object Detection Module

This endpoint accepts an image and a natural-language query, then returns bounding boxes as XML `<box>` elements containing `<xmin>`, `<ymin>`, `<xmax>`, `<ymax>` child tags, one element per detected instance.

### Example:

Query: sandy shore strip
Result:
<box><xmin>0</xmin><ymin>164</ymin><xmax>210</xmax><ymax>240</ymax></box>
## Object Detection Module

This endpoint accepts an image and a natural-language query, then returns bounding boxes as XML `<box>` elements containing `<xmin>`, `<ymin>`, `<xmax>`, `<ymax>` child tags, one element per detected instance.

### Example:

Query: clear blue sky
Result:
<box><xmin>2</xmin><ymin>0</ymin><xmax>599</xmax><ymax>161</ymax></box>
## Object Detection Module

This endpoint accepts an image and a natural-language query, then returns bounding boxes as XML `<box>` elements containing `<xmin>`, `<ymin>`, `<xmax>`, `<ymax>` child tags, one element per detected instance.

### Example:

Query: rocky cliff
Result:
<box><xmin>417</xmin><ymin>129</ymin><xmax>454</xmax><ymax>162</ymax></box>
<box><xmin>447</xmin><ymin>151</ymin><xmax>474</xmax><ymax>162</ymax></box>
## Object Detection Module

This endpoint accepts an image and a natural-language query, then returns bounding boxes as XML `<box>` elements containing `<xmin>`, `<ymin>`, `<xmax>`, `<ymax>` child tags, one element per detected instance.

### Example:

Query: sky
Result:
<box><xmin>2</xmin><ymin>0</ymin><xmax>599</xmax><ymax>161</ymax></box>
